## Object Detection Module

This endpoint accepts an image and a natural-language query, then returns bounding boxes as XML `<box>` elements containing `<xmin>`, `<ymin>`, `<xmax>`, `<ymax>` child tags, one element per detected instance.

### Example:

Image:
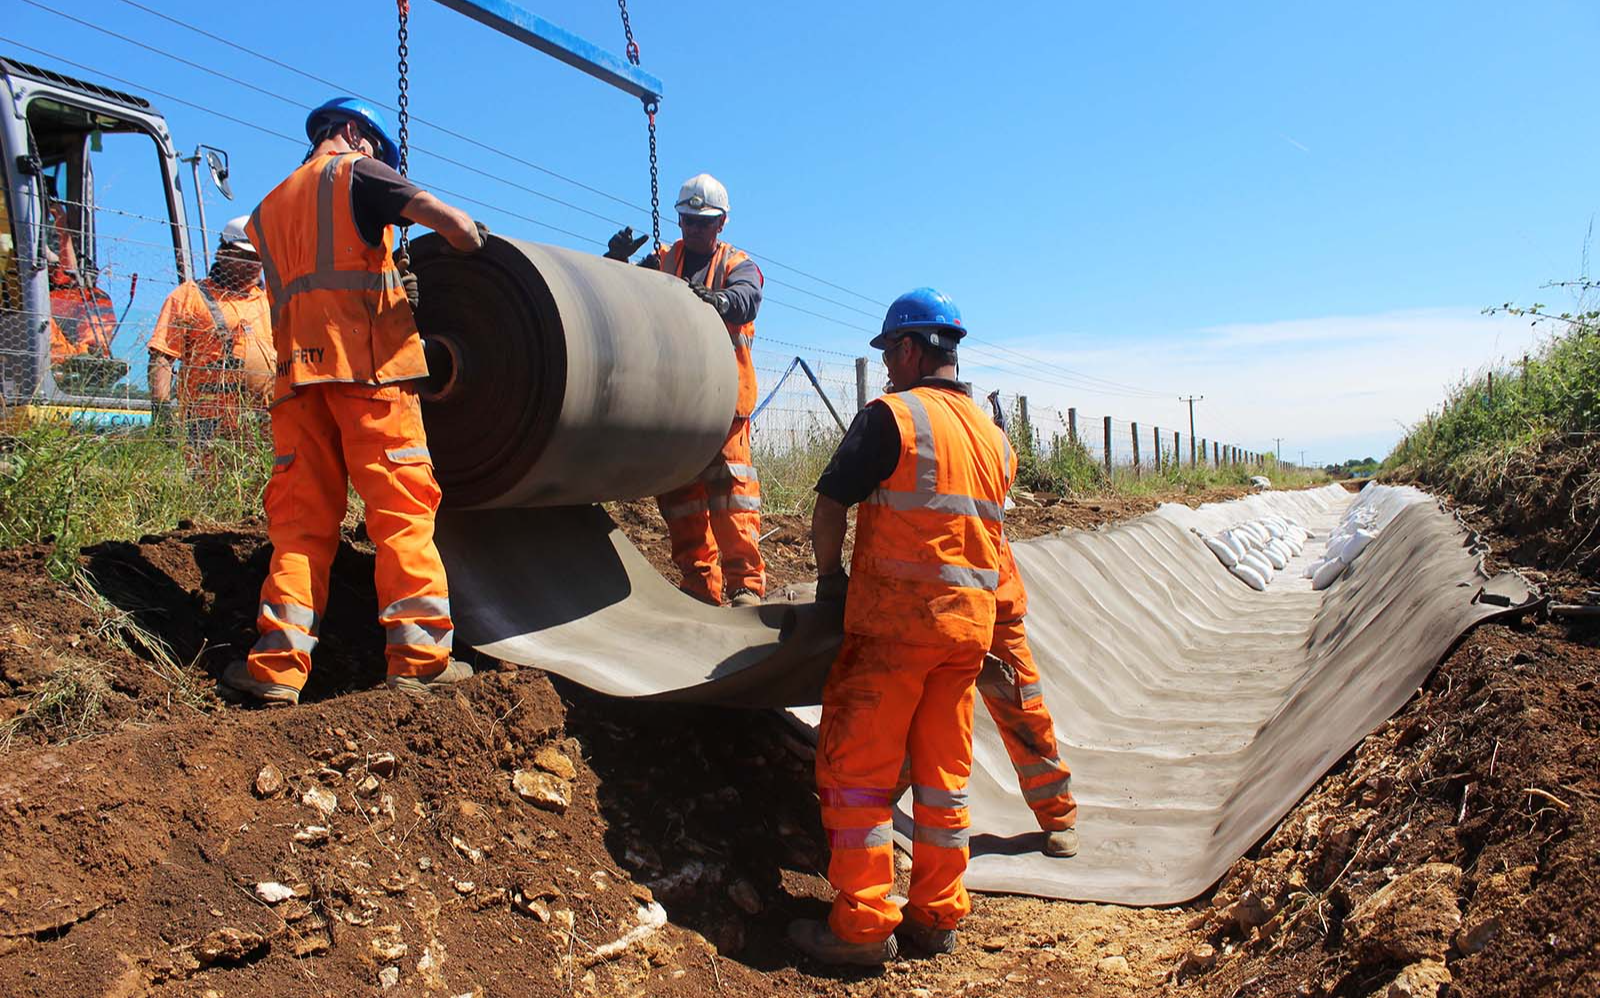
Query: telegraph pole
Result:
<box><xmin>1274</xmin><ymin>437</ymin><xmax>1283</xmax><ymax>466</ymax></box>
<box><xmin>1179</xmin><ymin>395</ymin><xmax>1203</xmax><ymax>466</ymax></box>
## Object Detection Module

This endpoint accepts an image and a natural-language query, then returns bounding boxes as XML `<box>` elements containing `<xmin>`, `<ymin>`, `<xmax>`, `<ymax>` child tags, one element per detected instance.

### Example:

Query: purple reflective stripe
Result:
<box><xmin>819</xmin><ymin>787</ymin><xmax>897</xmax><ymax>808</ymax></box>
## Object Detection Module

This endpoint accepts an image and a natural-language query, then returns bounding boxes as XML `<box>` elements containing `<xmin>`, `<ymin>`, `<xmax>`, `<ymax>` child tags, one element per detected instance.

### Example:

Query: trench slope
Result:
<box><xmin>438</xmin><ymin>484</ymin><xmax>1529</xmax><ymax>904</ymax></box>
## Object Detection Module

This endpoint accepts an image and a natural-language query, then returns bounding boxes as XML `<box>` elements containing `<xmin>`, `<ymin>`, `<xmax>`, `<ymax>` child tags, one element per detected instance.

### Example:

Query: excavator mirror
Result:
<box><xmin>203</xmin><ymin>147</ymin><xmax>232</xmax><ymax>200</ymax></box>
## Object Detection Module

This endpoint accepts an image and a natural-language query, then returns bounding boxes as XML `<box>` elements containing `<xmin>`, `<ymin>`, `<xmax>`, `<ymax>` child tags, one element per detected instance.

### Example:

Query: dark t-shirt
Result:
<box><xmin>814</xmin><ymin>377</ymin><xmax>973</xmax><ymax>506</ymax></box>
<box><xmin>350</xmin><ymin>158</ymin><xmax>423</xmax><ymax>248</ymax></box>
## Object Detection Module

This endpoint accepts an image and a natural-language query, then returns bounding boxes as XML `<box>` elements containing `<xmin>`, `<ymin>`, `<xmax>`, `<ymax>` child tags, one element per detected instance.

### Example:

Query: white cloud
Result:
<box><xmin>972</xmin><ymin>308</ymin><xmax>1545</xmax><ymax>466</ymax></box>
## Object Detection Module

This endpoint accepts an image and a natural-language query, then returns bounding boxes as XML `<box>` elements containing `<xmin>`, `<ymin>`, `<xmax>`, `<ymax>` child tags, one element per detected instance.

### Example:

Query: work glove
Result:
<box><xmin>605</xmin><ymin>226</ymin><xmax>650</xmax><ymax>261</ymax></box>
<box><xmin>393</xmin><ymin>250</ymin><xmax>420</xmax><ymax>309</ymax></box>
<box><xmin>815</xmin><ymin>570</ymin><xmax>849</xmax><ymax>604</ymax></box>
<box><xmin>690</xmin><ymin>282</ymin><xmax>732</xmax><ymax>317</ymax></box>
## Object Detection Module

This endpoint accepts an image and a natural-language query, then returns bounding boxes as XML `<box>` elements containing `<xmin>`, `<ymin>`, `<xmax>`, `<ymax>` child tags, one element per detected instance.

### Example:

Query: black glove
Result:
<box><xmin>606</xmin><ymin>226</ymin><xmax>650</xmax><ymax>261</ymax></box>
<box><xmin>393</xmin><ymin>250</ymin><xmax>420</xmax><ymax>309</ymax></box>
<box><xmin>690</xmin><ymin>283</ymin><xmax>732</xmax><ymax>316</ymax></box>
<box><xmin>471</xmin><ymin>220</ymin><xmax>491</xmax><ymax>252</ymax></box>
<box><xmin>815</xmin><ymin>570</ymin><xmax>849</xmax><ymax>603</ymax></box>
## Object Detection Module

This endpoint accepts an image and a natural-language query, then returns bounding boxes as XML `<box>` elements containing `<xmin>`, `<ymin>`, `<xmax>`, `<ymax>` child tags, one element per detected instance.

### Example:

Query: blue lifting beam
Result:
<box><xmin>431</xmin><ymin>0</ymin><xmax>664</xmax><ymax>103</ymax></box>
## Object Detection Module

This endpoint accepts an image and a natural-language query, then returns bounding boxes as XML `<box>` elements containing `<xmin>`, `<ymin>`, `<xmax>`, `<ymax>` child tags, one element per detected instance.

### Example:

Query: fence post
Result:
<box><xmin>1018</xmin><ymin>395</ymin><xmax>1031</xmax><ymax>453</ymax></box>
<box><xmin>1213</xmin><ymin>441</ymin><xmax>1220</xmax><ymax>466</ymax></box>
<box><xmin>1131</xmin><ymin>421</ymin><xmax>1141</xmax><ymax>477</ymax></box>
<box><xmin>854</xmin><ymin>357</ymin><xmax>868</xmax><ymax>412</ymax></box>
<box><xmin>1174</xmin><ymin>431</ymin><xmax>1181</xmax><ymax>468</ymax></box>
<box><xmin>1152</xmin><ymin>425</ymin><xmax>1161</xmax><ymax>472</ymax></box>
<box><xmin>1103</xmin><ymin>415</ymin><xmax>1113</xmax><ymax>475</ymax></box>
<box><xmin>1066</xmin><ymin>406</ymin><xmax>1075</xmax><ymax>445</ymax></box>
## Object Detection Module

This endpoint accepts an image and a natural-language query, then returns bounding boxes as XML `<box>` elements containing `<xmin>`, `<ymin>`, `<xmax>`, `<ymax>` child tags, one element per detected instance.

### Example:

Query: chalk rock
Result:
<box><xmin>1346</xmin><ymin>863</ymin><xmax>1462</xmax><ymax>965</ymax></box>
<box><xmin>196</xmin><ymin>927</ymin><xmax>267</xmax><ymax>966</ymax></box>
<box><xmin>513</xmin><ymin>770</ymin><xmax>570</xmax><ymax>813</ymax></box>
<box><xmin>534</xmin><ymin>745</ymin><xmax>577</xmax><ymax>781</ymax></box>
<box><xmin>1376</xmin><ymin>959</ymin><xmax>1452</xmax><ymax>998</ymax></box>
<box><xmin>293</xmin><ymin>825</ymin><xmax>330</xmax><ymax>846</ymax></box>
<box><xmin>378</xmin><ymin>966</ymin><xmax>400</xmax><ymax>989</ymax></box>
<box><xmin>253</xmin><ymin>882</ymin><xmax>295</xmax><ymax>904</ymax></box>
<box><xmin>253</xmin><ymin>763</ymin><xmax>284</xmax><ymax>798</ymax></box>
<box><xmin>301</xmin><ymin>785</ymin><xmax>338</xmax><ymax>816</ymax></box>
<box><xmin>1096</xmin><ymin>955</ymin><xmax>1131</xmax><ymax>976</ymax></box>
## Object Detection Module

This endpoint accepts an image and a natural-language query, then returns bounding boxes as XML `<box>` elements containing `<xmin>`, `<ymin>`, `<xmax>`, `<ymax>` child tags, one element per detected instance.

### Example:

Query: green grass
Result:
<box><xmin>1384</xmin><ymin>319</ymin><xmax>1599</xmax><ymax>480</ymax></box>
<box><xmin>0</xmin><ymin>419</ymin><xmax>273</xmax><ymax>578</ymax></box>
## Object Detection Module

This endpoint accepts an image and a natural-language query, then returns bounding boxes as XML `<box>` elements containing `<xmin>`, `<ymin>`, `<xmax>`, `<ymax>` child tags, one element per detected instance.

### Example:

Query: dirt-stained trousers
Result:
<box><xmin>246</xmin><ymin>383</ymin><xmax>453</xmax><ymax>689</ymax></box>
<box><xmin>977</xmin><ymin>616</ymin><xmax>1077</xmax><ymax>831</ymax></box>
<box><xmin>816</xmin><ymin>631</ymin><xmax>987</xmax><ymax>944</ymax></box>
<box><xmin>656</xmin><ymin>416</ymin><xmax>765</xmax><ymax>603</ymax></box>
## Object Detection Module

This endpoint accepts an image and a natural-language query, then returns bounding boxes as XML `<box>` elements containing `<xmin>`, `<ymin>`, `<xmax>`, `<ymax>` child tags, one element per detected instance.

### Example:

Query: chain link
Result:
<box><xmin>617</xmin><ymin>0</ymin><xmax>660</xmax><ymax>250</ymax></box>
<box><xmin>396</xmin><ymin>1</ymin><xmax>412</xmax><ymax>254</ymax></box>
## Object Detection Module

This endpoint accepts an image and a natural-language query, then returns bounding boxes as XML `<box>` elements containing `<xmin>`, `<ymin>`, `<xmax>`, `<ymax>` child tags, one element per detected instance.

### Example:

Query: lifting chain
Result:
<box><xmin>396</xmin><ymin>0</ymin><xmax>412</xmax><ymax>255</ymax></box>
<box><xmin>617</xmin><ymin>0</ymin><xmax>661</xmax><ymax>250</ymax></box>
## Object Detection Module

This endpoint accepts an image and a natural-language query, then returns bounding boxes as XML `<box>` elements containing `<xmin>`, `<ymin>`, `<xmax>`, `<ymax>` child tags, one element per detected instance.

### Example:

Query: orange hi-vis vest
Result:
<box><xmin>846</xmin><ymin>385</ymin><xmax>1017</xmax><ymax>646</ymax></box>
<box><xmin>661</xmin><ymin>239</ymin><xmax>757</xmax><ymax>416</ymax></box>
<box><xmin>246</xmin><ymin>151</ymin><xmax>421</xmax><ymax>403</ymax></box>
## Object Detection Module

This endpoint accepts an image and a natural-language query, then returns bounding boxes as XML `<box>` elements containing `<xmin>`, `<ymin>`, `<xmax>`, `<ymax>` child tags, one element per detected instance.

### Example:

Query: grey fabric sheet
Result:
<box><xmin>436</xmin><ymin>484</ymin><xmax>1530</xmax><ymax>904</ymax></box>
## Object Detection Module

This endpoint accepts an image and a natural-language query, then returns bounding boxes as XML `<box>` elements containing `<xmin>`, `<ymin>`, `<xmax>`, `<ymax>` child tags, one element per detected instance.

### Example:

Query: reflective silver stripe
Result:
<box><xmin>251</xmin><ymin>205</ymin><xmax>285</xmax><ymax>313</ymax></box>
<box><xmin>262</xmin><ymin>601</ymin><xmax>319</xmax><ymax>633</ymax></box>
<box><xmin>272</xmin><ymin>452</ymin><xmax>295</xmax><ymax>469</ymax></box>
<box><xmin>1023</xmin><ymin>775</ymin><xmax>1072</xmax><ymax>803</ymax></box>
<box><xmin>869</xmin><ymin>557</ymin><xmax>999</xmax><ymax>591</ymax></box>
<box><xmin>194</xmin><ymin>281</ymin><xmax>232</xmax><ymax>339</ymax></box>
<box><xmin>827</xmin><ymin>822</ymin><xmax>893</xmax><ymax>850</ymax></box>
<box><xmin>912</xmin><ymin>824</ymin><xmax>970</xmax><ymax>849</ymax></box>
<box><xmin>381</xmin><ymin>595</ymin><xmax>452</xmax><ymax>620</ymax></box>
<box><xmin>386</xmin><ymin>621</ymin><xmax>454</xmax><ymax>649</ymax></box>
<box><xmin>385</xmin><ymin>446</ymin><xmax>432</xmax><ymax>463</ymax></box>
<box><xmin>1015</xmin><ymin>758</ymin><xmax>1068</xmax><ymax>780</ymax></box>
<box><xmin>280</xmin><ymin>269</ymin><xmax>399</xmax><ymax>298</ymax></box>
<box><xmin>702</xmin><ymin>462</ymin><xmax>758</xmax><ymax>481</ymax></box>
<box><xmin>912</xmin><ymin>785</ymin><xmax>968</xmax><ymax>810</ymax></box>
<box><xmin>865</xmin><ymin>488</ymin><xmax>1005</xmax><ymax>522</ymax></box>
<box><xmin>662</xmin><ymin>499</ymin><xmax>708</xmax><ymax>521</ymax></box>
<box><xmin>819</xmin><ymin>787</ymin><xmax>896</xmax><ymax>808</ymax></box>
<box><xmin>733</xmin><ymin>332</ymin><xmax>753</xmax><ymax>348</ymax></box>
<box><xmin>900</xmin><ymin>392</ymin><xmax>938</xmax><ymax>493</ymax></box>
<box><xmin>316</xmin><ymin>155</ymin><xmax>338</xmax><ymax>274</ymax></box>
<box><xmin>252</xmin><ymin>628</ymin><xmax>318</xmax><ymax>654</ymax></box>
<box><xmin>708</xmin><ymin>494</ymin><xmax>761</xmax><ymax>512</ymax></box>
<box><xmin>1019</xmin><ymin>682</ymin><xmax>1042</xmax><ymax>703</ymax></box>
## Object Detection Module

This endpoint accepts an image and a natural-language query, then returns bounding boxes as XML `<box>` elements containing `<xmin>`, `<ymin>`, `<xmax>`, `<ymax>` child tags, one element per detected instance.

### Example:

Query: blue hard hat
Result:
<box><xmin>872</xmin><ymin>287</ymin><xmax>966</xmax><ymax>350</ymax></box>
<box><xmin>305</xmin><ymin>97</ymin><xmax>400</xmax><ymax>170</ymax></box>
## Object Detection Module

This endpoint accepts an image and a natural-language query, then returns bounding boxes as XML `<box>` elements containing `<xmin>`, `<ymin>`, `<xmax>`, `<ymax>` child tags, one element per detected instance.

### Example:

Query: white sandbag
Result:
<box><xmin>1230</xmin><ymin>562</ymin><xmax>1267</xmax><ymax>591</ymax></box>
<box><xmin>1223</xmin><ymin>531</ymin><xmax>1248</xmax><ymax>561</ymax></box>
<box><xmin>1264</xmin><ymin>520</ymin><xmax>1286</xmax><ymax>539</ymax></box>
<box><xmin>1239</xmin><ymin>523</ymin><xmax>1269</xmax><ymax>547</ymax></box>
<box><xmin>1205</xmin><ymin>536</ymin><xmax>1240</xmax><ymax>568</ymax></box>
<box><xmin>1311</xmin><ymin>557</ymin><xmax>1345</xmax><ymax>590</ymax></box>
<box><xmin>1341</xmin><ymin>528</ymin><xmax>1376</xmax><ymax>564</ymax></box>
<box><xmin>1242</xmin><ymin>552</ymin><xmax>1274</xmax><ymax>580</ymax></box>
<box><xmin>1261</xmin><ymin>543</ymin><xmax>1288</xmax><ymax>571</ymax></box>
<box><xmin>1303</xmin><ymin>558</ymin><xmax>1323</xmax><ymax>579</ymax></box>
<box><xmin>1323</xmin><ymin>535</ymin><xmax>1349</xmax><ymax>564</ymax></box>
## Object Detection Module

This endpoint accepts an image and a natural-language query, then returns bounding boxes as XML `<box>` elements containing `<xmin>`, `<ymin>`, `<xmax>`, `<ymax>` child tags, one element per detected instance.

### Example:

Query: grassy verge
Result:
<box><xmin>0</xmin><ymin>419</ymin><xmax>272</xmax><ymax>577</ymax></box>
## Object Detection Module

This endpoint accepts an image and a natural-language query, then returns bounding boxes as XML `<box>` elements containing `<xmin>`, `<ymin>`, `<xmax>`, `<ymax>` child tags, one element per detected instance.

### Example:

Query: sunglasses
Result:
<box><xmin>679</xmin><ymin>215</ymin><xmax>720</xmax><ymax>230</ymax></box>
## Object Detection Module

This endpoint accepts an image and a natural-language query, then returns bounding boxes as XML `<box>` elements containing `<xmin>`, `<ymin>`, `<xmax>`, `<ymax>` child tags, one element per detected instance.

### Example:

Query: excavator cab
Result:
<box><xmin>0</xmin><ymin>54</ymin><xmax>195</xmax><ymax>426</ymax></box>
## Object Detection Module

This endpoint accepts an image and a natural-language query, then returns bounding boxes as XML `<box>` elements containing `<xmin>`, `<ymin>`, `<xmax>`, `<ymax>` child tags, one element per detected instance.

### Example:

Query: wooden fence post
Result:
<box><xmin>1213</xmin><ymin>440</ymin><xmax>1220</xmax><ymax>466</ymax></box>
<box><xmin>1103</xmin><ymin>416</ymin><xmax>1113</xmax><ymax>475</ymax></box>
<box><xmin>1131</xmin><ymin>421</ymin><xmax>1141</xmax><ymax>477</ymax></box>
<box><xmin>1067</xmin><ymin>407</ymin><xmax>1077</xmax><ymax>445</ymax></box>
<box><xmin>1018</xmin><ymin>395</ymin><xmax>1031</xmax><ymax>453</ymax></box>
<box><xmin>854</xmin><ymin>357</ymin><xmax>868</xmax><ymax>412</ymax></box>
<box><xmin>1174</xmin><ymin>430</ymin><xmax>1181</xmax><ymax>468</ymax></box>
<box><xmin>1152</xmin><ymin>425</ymin><xmax>1161</xmax><ymax>472</ymax></box>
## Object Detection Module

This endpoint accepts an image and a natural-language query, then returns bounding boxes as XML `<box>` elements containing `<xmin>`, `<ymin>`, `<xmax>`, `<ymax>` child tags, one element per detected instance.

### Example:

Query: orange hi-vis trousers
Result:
<box><xmin>656</xmin><ymin>416</ymin><xmax>765</xmax><ymax>603</ymax></box>
<box><xmin>978</xmin><ymin>617</ymin><xmax>1077</xmax><ymax>831</ymax></box>
<box><xmin>246</xmin><ymin>383</ymin><xmax>453</xmax><ymax>689</ymax></box>
<box><xmin>816</xmin><ymin>631</ymin><xmax>987</xmax><ymax>944</ymax></box>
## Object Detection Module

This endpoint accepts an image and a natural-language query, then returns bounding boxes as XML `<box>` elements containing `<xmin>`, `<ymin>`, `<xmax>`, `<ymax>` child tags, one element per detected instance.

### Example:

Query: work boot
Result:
<box><xmin>217</xmin><ymin>659</ymin><xmax>300</xmax><ymax>706</ymax></box>
<box><xmin>727</xmin><ymin>588</ymin><xmax>762</xmax><ymax>608</ymax></box>
<box><xmin>897</xmin><ymin>918</ymin><xmax>957</xmax><ymax>956</ymax></box>
<box><xmin>787</xmin><ymin>919</ymin><xmax>897</xmax><ymax>966</ymax></box>
<box><xmin>386</xmin><ymin>659</ymin><xmax>475</xmax><ymax>696</ymax></box>
<box><xmin>1044</xmin><ymin>827</ymin><xmax>1080</xmax><ymax>858</ymax></box>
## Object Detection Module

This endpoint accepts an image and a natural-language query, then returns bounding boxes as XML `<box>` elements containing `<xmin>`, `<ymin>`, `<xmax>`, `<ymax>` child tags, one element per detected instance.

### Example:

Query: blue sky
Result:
<box><xmin>7</xmin><ymin>0</ymin><xmax>1597</xmax><ymax>463</ymax></box>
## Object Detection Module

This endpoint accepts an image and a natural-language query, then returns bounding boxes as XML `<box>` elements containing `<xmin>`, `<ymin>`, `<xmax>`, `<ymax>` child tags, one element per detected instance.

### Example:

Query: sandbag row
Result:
<box><xmin>1301</xmin><ymin>502</ymin><xmax>1379</xmax><ymax>590</ymax></box>
<box><xmin>1200</xmin><ymin>514</ymin><xmax>1312</xmax><ymax>591</ymax></box>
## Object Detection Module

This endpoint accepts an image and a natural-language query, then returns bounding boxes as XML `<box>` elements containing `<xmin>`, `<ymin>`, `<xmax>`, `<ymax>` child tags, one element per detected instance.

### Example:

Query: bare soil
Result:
<box><xmin>0</xmin><ymin>480</ymin><xmax>1592</xmax><ymax>996</ymax></box>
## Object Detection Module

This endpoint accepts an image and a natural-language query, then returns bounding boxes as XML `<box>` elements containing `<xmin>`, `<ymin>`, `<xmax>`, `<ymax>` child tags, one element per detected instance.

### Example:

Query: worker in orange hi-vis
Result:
<box><xmin>217</xmin><ymin>97</ymin><xmax>488</xmax><ymax>707</ymax></box>
<box><xmin>147</xmin><ymin>217</ymin><xmax>274</xmax><ymax>447</ymax></box>
<box><xmin>789</xmin><ymin>288</ymin><xmax>1014</xmax><ymax>966</ymax></box>
<box><xmin>604</xmin><ymin>173</ymin><xmax>765</xmax><ymax>607</ymax></box>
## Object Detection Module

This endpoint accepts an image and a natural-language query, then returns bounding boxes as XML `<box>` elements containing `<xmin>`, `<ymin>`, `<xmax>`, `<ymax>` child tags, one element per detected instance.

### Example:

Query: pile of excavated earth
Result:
<box><xmin>0</xmin><ymin>478</ymin><xmax>1594</xmax><ymax>997</ymax></box>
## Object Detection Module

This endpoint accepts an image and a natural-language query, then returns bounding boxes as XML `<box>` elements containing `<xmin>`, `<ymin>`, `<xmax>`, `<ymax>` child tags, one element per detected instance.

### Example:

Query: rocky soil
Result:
<box><xmin>0</xmin><ymin>481</ymin><xmax>1593</xmax><ymax>996</ymax></box>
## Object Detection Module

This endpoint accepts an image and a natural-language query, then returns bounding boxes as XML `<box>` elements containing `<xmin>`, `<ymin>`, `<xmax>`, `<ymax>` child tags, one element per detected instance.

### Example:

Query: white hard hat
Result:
<box><xmin>675</xmin><ymin>173</ymin><xmax>729</xmax><ymax>218</ymax></box>
<box><xmin>218</xmin><ymin>215</ymin><xmax>256</xmax><ymax>254</ymax></box>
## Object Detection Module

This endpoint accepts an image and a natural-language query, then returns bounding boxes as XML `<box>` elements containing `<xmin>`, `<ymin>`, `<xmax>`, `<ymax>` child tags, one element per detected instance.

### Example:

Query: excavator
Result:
<box><xmin>0</xmin><ymin>53</ymin><xmax>232</xmax><ymax>430</ymax></box>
